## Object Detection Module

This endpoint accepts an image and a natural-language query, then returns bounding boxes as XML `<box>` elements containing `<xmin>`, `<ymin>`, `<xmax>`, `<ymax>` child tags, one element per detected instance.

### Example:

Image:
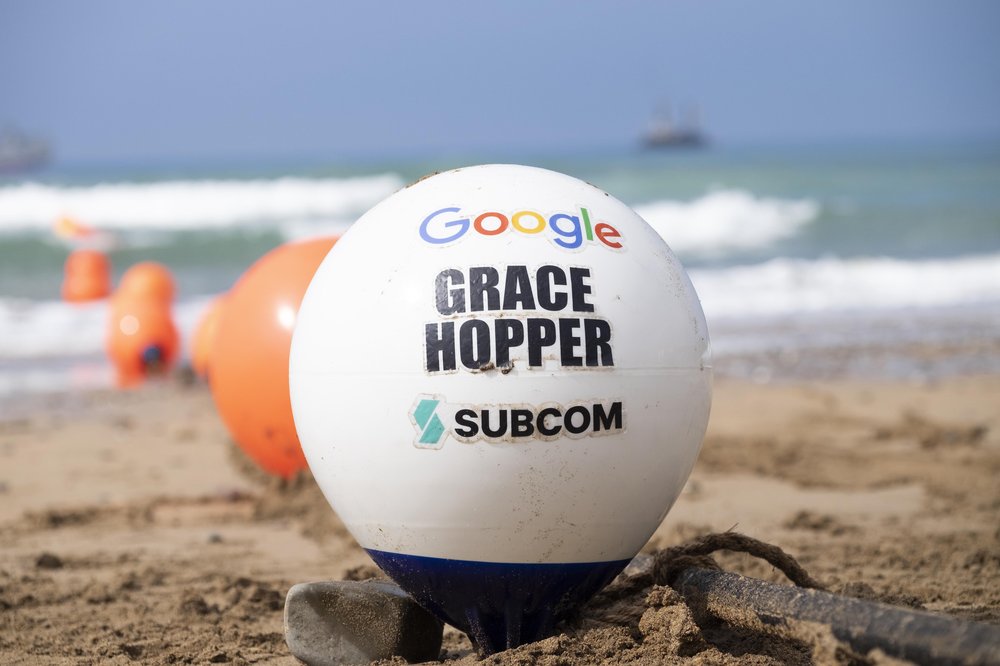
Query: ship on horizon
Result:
<box><xmin>641</xmin><ymin>102</ymin><xmax>707</xmax><ymax>149</ymax></box>
<box><xmin>0</xmin><ymin>127</ymin><xmax>50</xmax><ymax>174</ymax></box>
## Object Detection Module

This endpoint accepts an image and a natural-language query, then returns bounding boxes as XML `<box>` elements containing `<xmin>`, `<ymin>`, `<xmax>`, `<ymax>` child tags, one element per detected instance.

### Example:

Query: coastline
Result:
<box><xmin>1</xmin><ymin>372</ymin><xmax>997</xmax><ymax>663</ymax></box>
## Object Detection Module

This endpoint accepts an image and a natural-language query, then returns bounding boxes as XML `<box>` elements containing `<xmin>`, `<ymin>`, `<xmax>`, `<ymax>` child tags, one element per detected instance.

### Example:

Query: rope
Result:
<box><xmin>621</xmin><ymin>531</ymin><xmax>826</xmax><ymax>595</ymax></box>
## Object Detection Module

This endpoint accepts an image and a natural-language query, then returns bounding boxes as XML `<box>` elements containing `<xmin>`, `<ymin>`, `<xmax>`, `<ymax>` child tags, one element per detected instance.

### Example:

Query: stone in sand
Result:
<box><xmin>284</xmin><ymin>579</ymin><xmax>443</xmax><ymax>665</ymax></box>
<box><xmin>36</xmin><ymin>552</ymin><xmax>63</xmax><ymax>570</ymax></box>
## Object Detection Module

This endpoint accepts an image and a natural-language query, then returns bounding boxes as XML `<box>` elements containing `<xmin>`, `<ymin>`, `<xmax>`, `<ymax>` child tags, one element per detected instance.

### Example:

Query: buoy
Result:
<box><xmin>62</xmin><ymin>249</ymin><xmax>111</xmax><ymax>302</ymax></box>
<box><xmin>106</xmin><ymin>297</ymin><xmax>180</xmax><ymax>387</ymax></box>
<box><xmin>116</xmin><ymin>261</ymin><xmax>176</xmax><ymax>305</ymax></box>
<box><xmin>191</xmin><ymin>296</ymin><xmax>224</xmax><ymax>379</ymax></box>
<box><xmin>289</xmin><ymin>165</ymin><xmax>712</xmax><ymax>653</ymax></box>
<box><xmin>209</xmin><ymin>237</ymin><xmax>337</xmax><ymax>479</ymax></box>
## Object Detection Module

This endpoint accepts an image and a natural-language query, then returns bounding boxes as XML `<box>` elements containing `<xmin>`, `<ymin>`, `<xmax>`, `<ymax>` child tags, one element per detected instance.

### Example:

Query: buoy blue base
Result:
<box><xmin>366</xmin><ymin>548</ymin><xmax>630</xmax><ymax>655</ymax></box>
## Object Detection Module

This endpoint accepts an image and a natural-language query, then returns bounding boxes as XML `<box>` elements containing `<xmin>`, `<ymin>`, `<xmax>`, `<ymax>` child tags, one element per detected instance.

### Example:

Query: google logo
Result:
<box><xmin>419</xmin><ymin>206</ymin><xmax>624</xmax><ymax>250</ymax></box>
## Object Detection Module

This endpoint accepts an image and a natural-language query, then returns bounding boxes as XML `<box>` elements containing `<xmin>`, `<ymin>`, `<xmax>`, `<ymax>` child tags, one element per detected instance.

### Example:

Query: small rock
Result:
<box><xmin>207</xmin><ymin>532</ymin><xmax>224</xmax><ymax>544</ymax></box>
<box><xmin>36</xmin><ymin>552</ymin><xmax>63</xmax><ymax>570</ymax></box>
<box><xmin>284</xmin><ymin>580</ymin><xmax>443</xmax><ymax>665</ymax></box>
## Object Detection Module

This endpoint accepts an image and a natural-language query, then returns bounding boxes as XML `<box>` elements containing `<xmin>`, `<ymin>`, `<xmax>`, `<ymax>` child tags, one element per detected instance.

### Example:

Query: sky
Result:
<box><xmin>1</xmin><ymin>0</ymin><xmax>999</xmax><ymax>164</ymax></box>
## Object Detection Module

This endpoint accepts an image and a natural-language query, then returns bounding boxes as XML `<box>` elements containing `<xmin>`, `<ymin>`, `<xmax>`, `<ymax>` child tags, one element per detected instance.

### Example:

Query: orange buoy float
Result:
<box><xmin>116</xmin><ymin>261</ymin><xmax>176</xmax><ymax>306</ymax></box>
<box><xmin>209</xmin><ymin>237</ymin><xmax>337</xmax><ymax>478</ymax></box>
<box><xmin>191</xmin><ymin>296</ymin><xmax>225</xmax><ymax>379</ymax></box>
<box><xmin>106</xmin><ymin>297</ymin><xmax>180</xmax><ymax>388</ymax></box>
<box><xmin>62</xmin><ymin>249</ymin><xmax>111</xmax><ymax>302</ymax></box>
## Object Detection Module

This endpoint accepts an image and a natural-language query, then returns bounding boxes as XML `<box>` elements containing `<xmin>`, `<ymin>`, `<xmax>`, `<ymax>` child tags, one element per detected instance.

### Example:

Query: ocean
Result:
<box><xmin>1</xmin><ymin>140</ymin><xmax>999</xmax><ymax>401</ymax></box>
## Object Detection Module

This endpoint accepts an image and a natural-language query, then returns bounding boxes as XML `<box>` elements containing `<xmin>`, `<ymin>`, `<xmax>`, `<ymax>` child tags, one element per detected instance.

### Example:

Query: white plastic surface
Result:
<box><xmin>290</xmin><ymin>164</ymin><xmax>711</xmax><ymax>564</ymax></box>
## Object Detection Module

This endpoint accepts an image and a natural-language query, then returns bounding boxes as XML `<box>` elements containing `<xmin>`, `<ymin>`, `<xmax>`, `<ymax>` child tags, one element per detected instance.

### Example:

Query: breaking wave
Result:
<box><xmin>0</xmin><ymin>174</ymin><xmax>404</xmax><ymax>231</ymax></box>
<box><xmin>636</xmin><ymin>189</ymin><xmax>818</xmax><ymax>256</ymax></box>
<box><xmin>2</xmin><ymin>254</ymin><xmax>998</xmax><ymax>362</ymax></box>
<box><xmin>692</xmin><ymin>253</ymin><xmax>1000</xmax><ymax>319</ymax></box>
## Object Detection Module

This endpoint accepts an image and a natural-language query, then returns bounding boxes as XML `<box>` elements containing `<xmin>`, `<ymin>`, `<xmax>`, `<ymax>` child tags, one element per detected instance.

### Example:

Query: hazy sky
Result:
<box><xmin>2</xmin><ymin>1</ymin><xmax>999</xmax><ymax>163</ymax></box>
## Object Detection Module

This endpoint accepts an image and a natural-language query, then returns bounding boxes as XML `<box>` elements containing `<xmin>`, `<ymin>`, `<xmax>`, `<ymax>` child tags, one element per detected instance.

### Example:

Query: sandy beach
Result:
<box><xmin>4</xmin><ymin>2</ymin><xmax>999</xmax><ymax>663</ymax></box>
<box><xmin>1</xmin><ymin>371</ymin><xmax>997</xmax><ymax>664</ymax></box>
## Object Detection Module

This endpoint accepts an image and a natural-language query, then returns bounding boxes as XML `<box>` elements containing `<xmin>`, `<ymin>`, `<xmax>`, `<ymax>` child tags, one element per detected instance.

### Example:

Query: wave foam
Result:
<box><xmin>692</xmin><ymin>254</ymin><xmax>1000</xmax><ymax>318</ymax></box>
<box><xmin>2</xmin><ymin>254</ymin><xmax>998</xmax><ymax>362</ymax></box>
<box><xmin>1</xmin><ymin>180</ymin><xmax>818</xmax><ymax>260</ymax></box>
<box><xmin>0</xmin><ymin>175</ymin><xmax>404</xmax><ymax>231</ymax></box>
<box><xmin>0</xmin><ymin>296</ymin><xmax>212</xmax><ymax>360</ymax></box>
<box><xmin>636</xmin><ymin>189</ymin><xmax>818</xmax><ymax>256</ymax></box>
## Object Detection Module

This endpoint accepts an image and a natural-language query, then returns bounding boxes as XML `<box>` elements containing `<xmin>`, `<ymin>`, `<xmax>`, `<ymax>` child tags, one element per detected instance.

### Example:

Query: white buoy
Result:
<box><xmin>289</xmin><ymin>164</ymin><xmax>712</xmax><ymax>653</ymax></box>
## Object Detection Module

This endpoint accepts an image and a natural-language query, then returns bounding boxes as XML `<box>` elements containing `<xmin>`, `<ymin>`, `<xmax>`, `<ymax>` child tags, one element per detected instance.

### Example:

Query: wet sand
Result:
<box><xmin>0</xmin><ymin>375</ymin><xmax>998</xmax><ymax>664</ymax></box>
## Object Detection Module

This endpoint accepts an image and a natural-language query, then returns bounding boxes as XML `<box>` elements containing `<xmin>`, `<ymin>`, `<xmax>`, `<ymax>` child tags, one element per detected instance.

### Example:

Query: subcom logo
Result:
<box><xmin>410</xmin><ymin>397</ymin><xmax>447</xmax><ymax>448</ymax></box>
<box><xmin>408</xmin><ymin>394</ymin><xmax>624</xmax><ymax>449</ymax></box>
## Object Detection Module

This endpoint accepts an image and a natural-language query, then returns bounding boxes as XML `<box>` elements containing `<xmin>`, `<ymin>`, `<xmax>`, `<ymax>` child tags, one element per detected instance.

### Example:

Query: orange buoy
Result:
<box><xmin>191</xmin><ymin>296</ymin><xmax>225</xmax><ymax>379</ymax></box>
<box><xmin>62</xmin><ymin>249</ymin><xmax>112</xmax><ymax>302</ymax></box>
<box><xmin>117</xmin><ymin>262</ymin><xmax>176</xmax><ymax>305</ymax></box>
<box><xmin>209</xmin><ymin>237</ymin><xmax>337</xmax><ymax>478</ymax></box>
<box><xmin>106</xmin><ymin>298</ymin><xmax>180</xmax><ymax>388</ymax></box>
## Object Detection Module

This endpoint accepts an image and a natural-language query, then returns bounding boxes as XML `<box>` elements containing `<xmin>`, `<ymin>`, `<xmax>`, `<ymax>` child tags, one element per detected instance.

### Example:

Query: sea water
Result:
<box><xmin>1</xmin><ymin>140</ymin><xmax>998</xmax><ymax>400</ymax></box>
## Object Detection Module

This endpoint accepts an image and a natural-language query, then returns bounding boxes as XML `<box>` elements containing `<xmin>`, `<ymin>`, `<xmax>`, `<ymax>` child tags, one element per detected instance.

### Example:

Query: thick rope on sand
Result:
<box><xmin>564</xmin><ymin>534</ymin><xmax>1000</xmax><ymax>664</ymax></box>
<box><xmin>621</xmin><ymin>531</ymin><xmax>826</xmax><ymax>596</ymax></box>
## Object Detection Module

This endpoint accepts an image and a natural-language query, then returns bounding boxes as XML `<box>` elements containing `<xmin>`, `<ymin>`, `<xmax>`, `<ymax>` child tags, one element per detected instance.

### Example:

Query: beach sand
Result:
<box><xmin>0</xmin><ymin>374</ymin><xmax>997</xmax><ymax>664</ymax></box>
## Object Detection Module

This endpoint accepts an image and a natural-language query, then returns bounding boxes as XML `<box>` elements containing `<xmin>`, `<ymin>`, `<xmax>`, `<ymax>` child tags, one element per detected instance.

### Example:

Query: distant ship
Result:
<box><xmin>641</xmin><ymin>103</ymin><xmax>707</xmax><ymax>149</ymax></box>
<box><xmin>0</xmin><ymin>128</ymin><xmax>50</xmax><ymax>174</ymax></box>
